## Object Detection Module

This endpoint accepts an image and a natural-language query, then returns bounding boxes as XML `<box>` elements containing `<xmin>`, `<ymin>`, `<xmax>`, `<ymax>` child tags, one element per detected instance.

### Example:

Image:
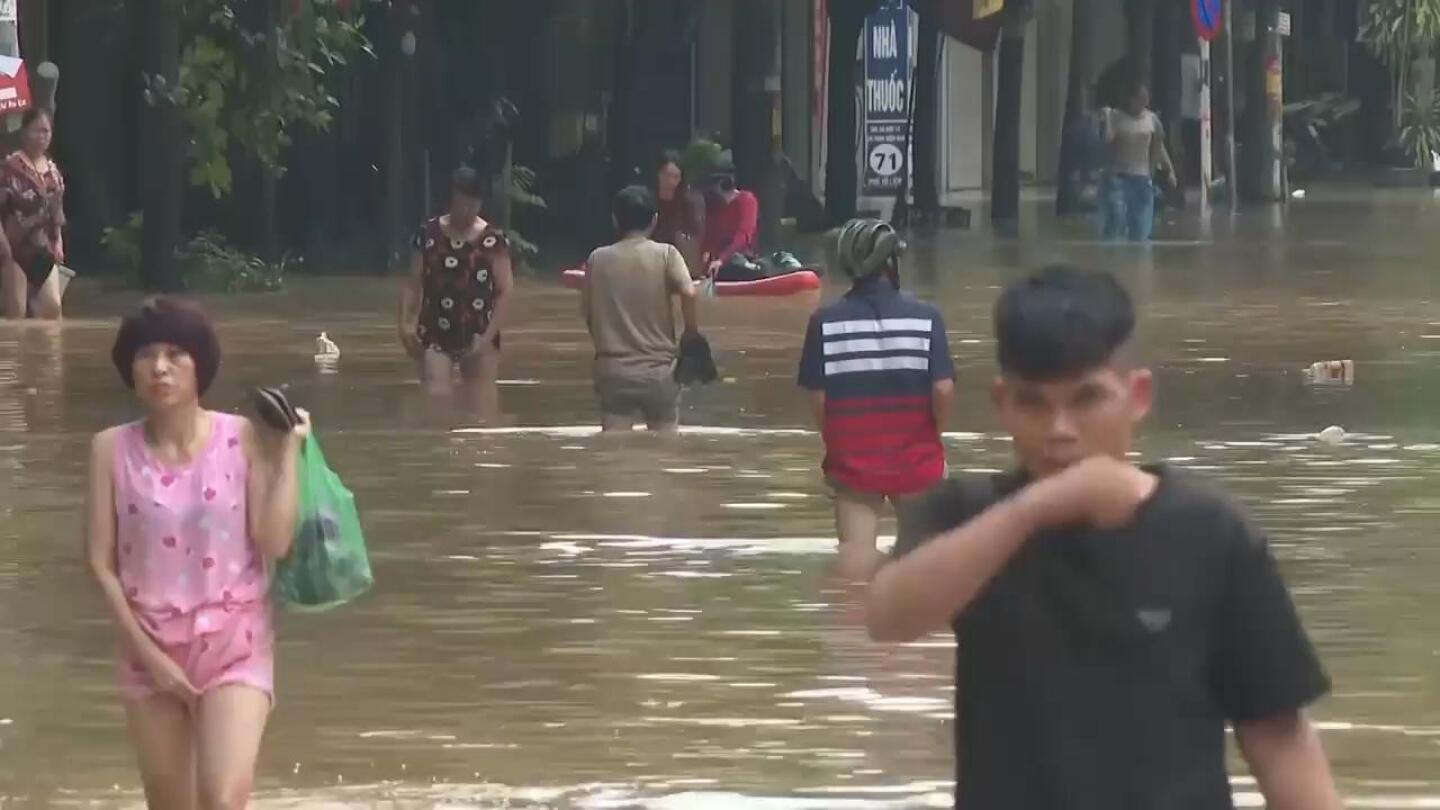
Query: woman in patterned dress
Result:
<box><xmin>397</xmin><ymin>167</ymin><xmax>514</xmax><ymax>414</ymax></box>
<box><xmin>0</xmin><ymin>109</ymin><xmax>69</xmax><ymax>320</ymax></box>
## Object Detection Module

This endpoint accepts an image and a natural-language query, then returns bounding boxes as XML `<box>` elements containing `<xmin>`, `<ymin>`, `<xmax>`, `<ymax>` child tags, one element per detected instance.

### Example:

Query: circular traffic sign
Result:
<box><xmin>868</xmin><ymin>144</ymin><xmax>905</xmax><ymax>178</ymax></box>
<box><xmin>1193</xmin><ymin>0</ymin><xmax>1222</xmax><ymax>41</ymax></box>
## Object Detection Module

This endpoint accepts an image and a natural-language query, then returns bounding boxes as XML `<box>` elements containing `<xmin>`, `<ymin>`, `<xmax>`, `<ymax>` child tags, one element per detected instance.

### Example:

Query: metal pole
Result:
<box><xmin>1200</xmin><ymin>38</ymin><xmax>1212</xmax><ymax>214</ymax></box>
<box><xmin>1223</xmin><ymin>0</ymin><xmax>1237</xmax><ymax>209</ymax></box>
<box><xmin>1260</xmin><ymin>3</ymin><xmax>1282</xmax><ymax>201</ymax></box>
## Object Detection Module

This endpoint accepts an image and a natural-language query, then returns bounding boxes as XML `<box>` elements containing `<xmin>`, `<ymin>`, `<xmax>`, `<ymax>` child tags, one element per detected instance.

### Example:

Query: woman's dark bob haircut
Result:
<box><xmin>451</xmin><ymin>166</ymin><xmax>485</xmax><ymax>200</ymax></box>
<box><xmin>111</xmin><ymin>295</ymin><xmax>223</xmax><ymax>396</ymax></box>
<box><xmin>20</xmin><ymin>107</ymin><xmax>51</xmax><ymax>131</ymax></box>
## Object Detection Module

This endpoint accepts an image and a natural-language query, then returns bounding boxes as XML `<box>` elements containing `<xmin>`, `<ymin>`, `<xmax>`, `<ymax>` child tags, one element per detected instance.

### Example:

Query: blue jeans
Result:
<box><xmin>1100</xmin><ymin>174</ymin><xmax>1155</xmax><ymax>242</ymax></box>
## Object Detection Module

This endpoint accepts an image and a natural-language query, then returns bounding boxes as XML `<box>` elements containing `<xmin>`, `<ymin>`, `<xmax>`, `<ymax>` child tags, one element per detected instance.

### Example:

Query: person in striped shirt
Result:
<box><xmin>798</xmin><ymin>219</ymin><xmax>955</xmax><ymax>579</ymax></box>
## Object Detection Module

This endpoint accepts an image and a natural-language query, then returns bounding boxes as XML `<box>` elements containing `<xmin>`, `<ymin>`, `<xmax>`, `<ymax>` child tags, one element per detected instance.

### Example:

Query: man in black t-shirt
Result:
<box><xmin>867</xmin><ymin>266</ymin><xmax>1340</xmax><ymax>809</ymax></box>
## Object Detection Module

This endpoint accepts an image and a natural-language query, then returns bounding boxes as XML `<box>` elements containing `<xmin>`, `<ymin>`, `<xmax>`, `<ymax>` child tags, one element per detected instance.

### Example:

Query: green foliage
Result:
<box><xmin>1360</xmin><ymin>0</ymin><xmax>1440</xmax><ymax>70</ymax></box>
<box><xmin>500</xmin><ymin>163</ymin><xmax>545</xmax><ymax>267</ymax></box>
<box><xmin>504</xmin><ymin>164</ymin><xmax>547</xmax><ymax>212</ymax></box>
<box><xmin>178</xmin><ymin>232</ymin><xmax>291</xmax><ymax>293</ymax></box>
<box><xmin>102</xmin><ymin>212</ymin><xmax>290</xmax><ymax>292</ymax></box>
<box><xmin>506</xmin><ymin>231</ymin><xmax>540</xmax><ymax>267</ymax></box>
<box><xmin>146</xmin><ymin>0</ymin><xmax>372</xmax><ymax>197</ymax></box>
<box><xmin>1360</xmin><ymin>0</ymin><xmax>1440</xmax><ymax>132</ymax></box>
<box><xmin>100</xmin><ymin>211</ymin><xmax>145</xmax><ymax>274</ymax></box>
<box><xmin>1400</xmin><ymin>91</ymin><xmax>1440</xmax><ymax>168</ymax></box>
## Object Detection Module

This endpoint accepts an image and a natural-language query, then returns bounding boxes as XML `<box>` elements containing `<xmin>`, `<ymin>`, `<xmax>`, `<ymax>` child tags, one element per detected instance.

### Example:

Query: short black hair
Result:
<box><xmin>112</xmin><ymin>296</ymin><xmax>223</xmax><ymax>395</ymax></box>
<box><xmin>994</xmin><ymin>265</ymin><xmax>1135</xmax><ymax>380</ymax></box>
<box><xmin>613</xmin><ymin>185</ymin><xmax>658</xmax><ymax>233</ymax></box>
<box><xmin>451</xmin><ymin>166</ymin><xmax>485</xmax><ymax>200</ymax></box>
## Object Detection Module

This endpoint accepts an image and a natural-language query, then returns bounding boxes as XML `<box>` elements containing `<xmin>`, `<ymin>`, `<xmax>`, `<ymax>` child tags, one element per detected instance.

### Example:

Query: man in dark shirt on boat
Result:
<box><xmin>867</xmin><ymin>266</ymin><xmax>1341</xmax><ymax>809</ymax></box>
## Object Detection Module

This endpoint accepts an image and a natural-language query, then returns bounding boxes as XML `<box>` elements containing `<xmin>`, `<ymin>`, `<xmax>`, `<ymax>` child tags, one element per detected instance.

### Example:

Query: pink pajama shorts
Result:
<box><xmin>118</xmin><ymin>600</ymin><xmax>275</xmax><ymax>703</ymax></box>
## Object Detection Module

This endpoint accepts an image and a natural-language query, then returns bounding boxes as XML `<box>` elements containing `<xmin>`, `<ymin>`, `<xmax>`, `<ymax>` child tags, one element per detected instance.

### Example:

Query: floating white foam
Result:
<box><xmin>452</xmin><ymin>425</ymin><xmax>815</xmax><ymax>437</ymax></box>
<box><xmin>130</xmin><ymin>781</ymin><xmax>1440</xmax><ymax>809</ymax></box>
<box><xmin>642</xmin><ymin>716</ymin><xmax>803</xmax><ymax>728</ymax></box>
<box><xmin>543</xmin><ymin>532</ymin><xmax>896</xmax><ymax>556</ymax></box>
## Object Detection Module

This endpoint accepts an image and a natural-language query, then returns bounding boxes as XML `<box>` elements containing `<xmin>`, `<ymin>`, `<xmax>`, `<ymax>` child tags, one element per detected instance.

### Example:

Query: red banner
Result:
<box><xmin>0</xmin><ymin>56</ymin><xmax>32</xmax><ymax>115</ymax></box>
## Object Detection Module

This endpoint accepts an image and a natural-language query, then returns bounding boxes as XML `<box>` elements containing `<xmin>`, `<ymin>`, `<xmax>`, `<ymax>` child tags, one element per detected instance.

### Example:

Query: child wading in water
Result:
<box><xmin>86</xmin><ymin>296</ymin><xmax>308</xmax><ymax>808</ymax></box>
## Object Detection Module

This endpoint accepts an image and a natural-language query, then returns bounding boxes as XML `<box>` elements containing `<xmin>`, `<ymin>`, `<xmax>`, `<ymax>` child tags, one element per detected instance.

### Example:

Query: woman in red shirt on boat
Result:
<box><xmin>699</xmin><ymin>153</ymin><xmax>760</xmax><ymax>280</ymax></box>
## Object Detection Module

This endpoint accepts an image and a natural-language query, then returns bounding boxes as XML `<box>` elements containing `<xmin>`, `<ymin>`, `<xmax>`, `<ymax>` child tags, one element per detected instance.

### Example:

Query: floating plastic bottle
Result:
<box><xmin>1302</xmin><ymin>359</ymin><xmax>1353</xmax><ymax>386</ymax></box>
<box><xmin>314</xmin><ymin>333</ymin><xmax>340</xmax><ymax>373</ymax></box>
<box><xmin>315</xmin><ymin>332</ymin><xmax>340</xmax><ymax>359</ymax></box>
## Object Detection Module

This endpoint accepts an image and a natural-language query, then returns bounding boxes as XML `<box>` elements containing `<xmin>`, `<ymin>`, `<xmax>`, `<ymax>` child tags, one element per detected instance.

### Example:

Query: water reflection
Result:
<box><xmin>7</xmin><ymin>193</ymin><xmax>1440</xmax><ymax>806</ymax></box>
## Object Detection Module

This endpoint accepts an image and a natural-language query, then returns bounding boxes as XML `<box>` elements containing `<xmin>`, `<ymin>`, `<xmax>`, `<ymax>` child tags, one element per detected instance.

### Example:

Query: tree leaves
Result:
<box><xmin>1360</xmin><ymin>0</ymin><xmax>1440</xmax><ymax>68</ymax></box>
<box><xmin>1359</xmin><ymin>0</ymin><xmax>1440</xmax><ymax>134</ymax></box>
<box><xmin>176</xmin><ymin>0</ymin><xmax>372</xmax><ymax>197</ymax></box>
<box><xmin>1400</xmin><ymin>90</ymin><xmax>1440</xmax><ymax>167</ymax></box>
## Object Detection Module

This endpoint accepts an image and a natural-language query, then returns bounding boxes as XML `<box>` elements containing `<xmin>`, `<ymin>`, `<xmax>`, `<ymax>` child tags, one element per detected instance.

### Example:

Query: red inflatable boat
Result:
<box><xmin>560</xmin><ymin>265</ymin><xmax>821</xmax><ymax>297</ymax></box>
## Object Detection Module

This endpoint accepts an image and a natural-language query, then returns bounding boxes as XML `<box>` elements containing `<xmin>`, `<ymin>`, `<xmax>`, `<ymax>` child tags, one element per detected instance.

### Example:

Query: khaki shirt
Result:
<box><xmin>584</xmin><ymin>236</ymin><xmax>694</xmax><ymax>379</ymax></box>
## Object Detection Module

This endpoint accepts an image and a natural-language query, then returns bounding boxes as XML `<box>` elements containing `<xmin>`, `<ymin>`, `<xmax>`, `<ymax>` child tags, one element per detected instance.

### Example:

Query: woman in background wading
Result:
<box><xmin>0</xmin><ymin>108</ymin><xmax>71</xmax><ymax>319</ymax></box>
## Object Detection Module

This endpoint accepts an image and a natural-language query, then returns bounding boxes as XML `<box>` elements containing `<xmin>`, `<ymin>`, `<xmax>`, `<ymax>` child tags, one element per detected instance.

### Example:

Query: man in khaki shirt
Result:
<box><xmin>582</xmin><ymin>185</ymin><xmax>699</xmax><ymax>432</ymax></box>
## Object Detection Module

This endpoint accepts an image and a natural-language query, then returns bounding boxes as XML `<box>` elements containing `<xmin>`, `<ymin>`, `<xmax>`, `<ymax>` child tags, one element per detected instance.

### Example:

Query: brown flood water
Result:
<box><xmin>5</xmin><ymin>192</ymin><xmax>1440</xmax><ymax>807</ymax></box>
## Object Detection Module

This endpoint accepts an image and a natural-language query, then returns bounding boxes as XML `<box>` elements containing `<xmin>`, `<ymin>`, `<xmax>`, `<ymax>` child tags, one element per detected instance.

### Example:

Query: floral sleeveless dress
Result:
<box><xmin>411</xmin><ymin>217</ymin><xmax>509</xmax><ymax>359</ymax></box>
<box><xmin>0</xmin><ymin>150</ymin><xmax>65</xmax><ymax>286</ymax></box>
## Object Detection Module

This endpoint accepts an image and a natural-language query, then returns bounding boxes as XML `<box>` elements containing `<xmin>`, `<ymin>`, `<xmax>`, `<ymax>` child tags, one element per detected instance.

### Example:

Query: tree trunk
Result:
<box><xmin>1151</xmin><ymin>0</ymin><xmax>1182</xmax><ymax>197</ymax></box>
<box><xmin>1057</xmin><ymin>0</ymin><xmax>1094</xmax><ymax>215</ymax></box>
<box><xmin>608</xmin><ymin>0</ymin><xmax>636</xmax><ymax>193</ymax></box>
<box><xmin>380</xmin><ymin>2</ymin><xmax>405</xmax><ymax>272</ymax></box>
<box><xmin>734</xmin><ymin>0</ymin><xmax>783</xmax><ymax>244</ymax></box>
<box><xmin>1351</xmin><ymin>40</ymin><xmax>1392</xmax><ymax>164</ymax></box>
<box><xmin>991</xmin><ymin>24</ymin><xmax>1026</xmax><ymax>226</ymax></box>
<box><xmin>912</xmin><ymin>0</ymin><xmax>942</xmax><ymax>216</ymax></box>
<box><xmin>1124</xmin><ymin>0</ymin><xmax>1154</xmax><ymax>79</ymax></box>
<box><xmin>1243</xmin><ymin>0</ymin><xmax>1281</xmax><ymax>200</ymax></box>
<box><xmin>824</xmin><ymin>3</ymin><xmax>873</xmax><ymax>225</ymax></box>
<box><xmin>139</xmin><ymin>0</ymin><xmax>183</xmax><ymax>291</ymax></box>
<box><xmin>258</xmin><ymin>0</ymin><xmax>280</xmax><ymax>261</ymax></box>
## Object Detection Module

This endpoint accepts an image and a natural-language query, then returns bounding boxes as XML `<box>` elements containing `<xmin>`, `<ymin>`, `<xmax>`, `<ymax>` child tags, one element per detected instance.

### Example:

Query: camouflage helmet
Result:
<box><xmin>834</xmin><ymin>218</ymin><xmax>905</xmax><ymax>280</ymax></box>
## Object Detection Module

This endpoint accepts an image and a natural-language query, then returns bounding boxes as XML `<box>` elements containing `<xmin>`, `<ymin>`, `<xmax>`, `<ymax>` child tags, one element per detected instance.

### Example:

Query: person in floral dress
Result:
<box><xmin>397</xmin><ymin>167</ymin><xmax>514</xmax><ymax>415</ymax></box>
<box><xmin>0</xmin><ymin>109</ymin><xmax>69</xmax><ymax>320</ymax></box>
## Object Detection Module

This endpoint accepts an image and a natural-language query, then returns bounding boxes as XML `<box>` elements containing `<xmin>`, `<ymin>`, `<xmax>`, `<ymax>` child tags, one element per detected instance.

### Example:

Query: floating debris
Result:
<box><xmin>314</xmin><ymin>331</ymin><xmax>340</xmax><ymax>364</ymax></box>
<box><xmin>1303</xmin><ymin>360</ymin><xmax>1354</xmax><ymax>386</ymax></box>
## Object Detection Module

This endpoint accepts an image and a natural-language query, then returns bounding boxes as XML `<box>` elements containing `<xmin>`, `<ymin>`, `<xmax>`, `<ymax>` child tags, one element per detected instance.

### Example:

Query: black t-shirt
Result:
<box><xmin>893</xmin><ymin>464</ymin><xmax>1330</xmax><ymax>810</ymax></box>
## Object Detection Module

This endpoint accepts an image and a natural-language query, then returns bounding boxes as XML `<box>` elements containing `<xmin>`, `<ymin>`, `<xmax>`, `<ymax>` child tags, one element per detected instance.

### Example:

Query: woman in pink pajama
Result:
<box><xmin>85</xmin><ymin>296</ymin><xmax>308</xmax><ymax>809</ymax></box>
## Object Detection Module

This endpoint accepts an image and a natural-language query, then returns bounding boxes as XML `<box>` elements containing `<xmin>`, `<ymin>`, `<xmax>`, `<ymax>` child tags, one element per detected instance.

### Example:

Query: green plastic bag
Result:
<box><xmin>273</xmin><ymin>436</ymin><xmax>373</xmax><ymax>612</ymax></box>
